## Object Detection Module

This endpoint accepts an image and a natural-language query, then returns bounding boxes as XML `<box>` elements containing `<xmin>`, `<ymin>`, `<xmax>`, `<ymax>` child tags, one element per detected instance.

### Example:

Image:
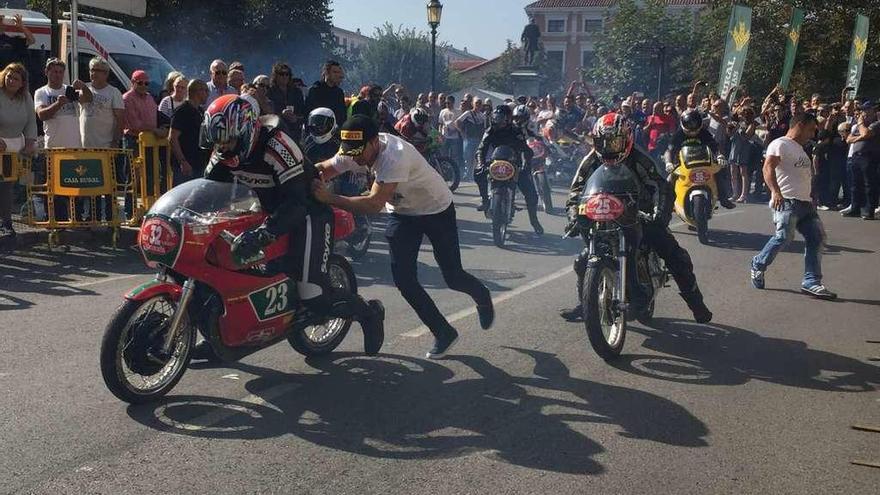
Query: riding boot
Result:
<box><xmin>679</xmin><ymin>285</ymin><xmax>712</xmax><ymax>323</ymax></box>
<box><xmin>528</xmin><ymin>209</ymin><xmax>544</xmax><ymax>235</ymax></box>
<box><xmin>324</xmin><ymin>290</ymin><xmax>385</xmax><ymax>356</ymax></box>
<box><xmin>560</xmin><ymin>253</ymin><xmax>587</xmax><ymax>321</ymax></box>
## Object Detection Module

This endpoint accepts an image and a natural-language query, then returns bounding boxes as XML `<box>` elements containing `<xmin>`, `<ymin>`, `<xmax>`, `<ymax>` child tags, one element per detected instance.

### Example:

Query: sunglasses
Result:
<box><xmin>135</xmin><ymin>81</ymin><xmax>150</xmax><ymax>86</ymax></box>
<box><xmin>277</xmin><ymin>71</ymin><xmax>291</xmax><ymax>76</ymax></box>
<box><xmin>213</xmin><ymin>70</ymin><xmax>228</xmax><ymax>75</ymax></box>
<box><xmin>256</xmin><ymin>83</ymin><xmax>269</xmax><ymax>89</ymax></box>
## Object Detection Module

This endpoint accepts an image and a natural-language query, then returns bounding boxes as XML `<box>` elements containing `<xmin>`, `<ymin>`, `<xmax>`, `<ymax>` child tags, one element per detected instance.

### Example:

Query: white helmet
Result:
<box><xmin>307</xmin><ymin>107</ymin><xmax>337</xmax><ymax>144</ymax></box>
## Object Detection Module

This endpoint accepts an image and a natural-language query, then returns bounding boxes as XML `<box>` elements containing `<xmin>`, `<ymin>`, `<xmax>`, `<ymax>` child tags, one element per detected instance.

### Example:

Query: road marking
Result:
<box><xmin>70</xmin><ymin>273</ymin><xmax>147</xmax><ymax>289</ymax></box>
<box><xmin>400</xmin><ymin>210</ymin><xmax>742</xmax><ymax>339</ymax></box>
<box><xmin>401</xmin><ymin>265</ymin><xmax>574</xmax><ymax>338</ymax></box>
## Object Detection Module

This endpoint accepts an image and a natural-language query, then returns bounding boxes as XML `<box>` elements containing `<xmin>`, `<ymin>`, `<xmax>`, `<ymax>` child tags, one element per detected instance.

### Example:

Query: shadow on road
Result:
<box><xmin>128</xmin><ymin>350</ymin><xmax>708</xmax><ymax>475</ymax></box>
<box><xmin>0</xmin><ymin>244</ymin><xmax>146</xmax><ymax>309</ymax></box>
<box><xmin>612</xmin><ymin>318</ymin><xmax>880</xmax><ymax>392</ymax></box>
<box><xmin>675</xmin><ymin>229</ymin><xmax>875</xmax><ymax>254</ymax></box>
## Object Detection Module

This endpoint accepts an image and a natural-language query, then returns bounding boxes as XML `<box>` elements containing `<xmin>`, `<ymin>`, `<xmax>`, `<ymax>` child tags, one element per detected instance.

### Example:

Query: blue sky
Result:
<box><xmin>329</xmin><ymin>0</ymin><xmax>535</xmax><ymax>59</ymax></box>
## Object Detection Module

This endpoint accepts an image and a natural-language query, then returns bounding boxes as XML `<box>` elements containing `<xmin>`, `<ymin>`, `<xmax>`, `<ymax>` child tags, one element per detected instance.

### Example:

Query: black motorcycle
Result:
<box><xmin>487</xmin><ymin>146</ymin><xmax>520</xmax><ymax>248</ymax></box>
<box><xmin>566</xmin><ymin>163</ymin><xmax>669</xmax><ymax>360</ymax></box>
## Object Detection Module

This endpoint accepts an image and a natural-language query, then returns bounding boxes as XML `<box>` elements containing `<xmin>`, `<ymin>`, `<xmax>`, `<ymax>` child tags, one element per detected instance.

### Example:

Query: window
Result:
<box><xmin>584</xmin><ymin>19</ymin><xmax>603</xmax><ymax>33</ymax></box>
<box><xmin>547</xmin><ymin>19</ymin><xmax>565</xmax><ymax>33</ymax></box>
<box><xmin>546</xmin><ymin>50</ymin><xmax>564</xmax><ymax>76</ymax></box>
<box><xmin>581</xmin><ymin>51</ymin><xmax>595</xmax><ymax>68</ymax></box>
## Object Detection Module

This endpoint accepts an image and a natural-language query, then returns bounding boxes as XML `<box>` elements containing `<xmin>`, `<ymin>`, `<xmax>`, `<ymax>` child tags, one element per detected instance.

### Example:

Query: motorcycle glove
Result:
<box><xmin>232</xmin><ymin>226</ymin><xmax>276</xmax><ymax>265</ymax></box>
<box><xmin>716</xmin><ymin>155</ymin><xmax>728</xmax><ymax>167</ymax></box>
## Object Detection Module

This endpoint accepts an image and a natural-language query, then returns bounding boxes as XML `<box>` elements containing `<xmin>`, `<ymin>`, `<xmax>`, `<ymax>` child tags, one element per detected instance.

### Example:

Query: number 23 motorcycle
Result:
<box><xmin>100</xmin><ymin>179</ymin><xmax>359</xmax><ymax>404</ymax></box>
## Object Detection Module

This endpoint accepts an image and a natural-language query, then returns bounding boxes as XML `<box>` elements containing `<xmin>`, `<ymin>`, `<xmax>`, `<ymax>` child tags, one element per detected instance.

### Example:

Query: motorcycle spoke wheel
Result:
<box><xmin>290</xmin><ymin>255</ymin><xmax>356</xmax><ymax>356</ymax></box>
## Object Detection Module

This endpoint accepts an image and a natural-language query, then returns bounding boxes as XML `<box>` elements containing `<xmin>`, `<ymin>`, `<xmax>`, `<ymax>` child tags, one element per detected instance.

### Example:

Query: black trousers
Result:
<box><xmin>386</xmin><ymin>203</ymin><xmax>490</xmax><ymax>338</ymax></box>
<box><xmin>475</xmin><ymin>166</ymin><xmax>539</xmax><ymax>218</ymax></box>
<box><xmin>848</xmin><ymin>154</ymin><xmax>878</xmax><ymax>215</ymax></box>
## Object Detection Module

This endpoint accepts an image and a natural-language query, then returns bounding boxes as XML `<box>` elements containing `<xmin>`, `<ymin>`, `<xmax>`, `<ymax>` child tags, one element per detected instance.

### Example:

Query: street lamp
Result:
<box><xmin>427</xmin><ymin>0</ymin><xmax>443</xmax><ymax>92</ymax></box>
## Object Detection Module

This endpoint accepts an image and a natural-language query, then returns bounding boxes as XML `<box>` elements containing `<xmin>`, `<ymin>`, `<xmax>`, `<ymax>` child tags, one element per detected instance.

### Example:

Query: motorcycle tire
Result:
<box><xmin>347</xmin><ymin>217</ymin><xmax>372</xmax><ymax>261</ymax></box>
<box><xmin>583</xmin><ymin>259</ymin><xmax>627</xmax><ymax>360</ymax></box>
<box><xmin>693</xmin><ymin>195</ymin><xmax>710</xmax><ymax>245</ymax></box>
<box><xmin>100</xmin><ymin>295</ymin><xmax>195</xmax><ymax>404</ymax></box>
<box><xmin>288</xmin><ymin>254</ymin><xmax>356</xmax><ymax>356</ymax></box>
<box><xmin>534</xmin><ymin>172</ymin><xmax>553</xmax><ymax>213</ymax></box>
<box><xmin>491</xmin><ymin>191</ymin><xmax>507</xmax><ymax>248</ymax></box>
<box><xmin>432</xmin><ymin>156</ymin><xmax>461</xmax><ymax>192</ymax></box>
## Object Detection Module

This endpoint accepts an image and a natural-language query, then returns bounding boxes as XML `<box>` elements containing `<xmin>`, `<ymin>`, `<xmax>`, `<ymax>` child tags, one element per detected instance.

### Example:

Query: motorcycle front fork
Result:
<box><xmin>162</xmin><ymin>277</ymin><xmax>196</xmax><ymax>354</ymax></box>
<box><xmin>585</xmin><ymin>230</ymin><xmax>627</xmax><ymax>313</ymax></box>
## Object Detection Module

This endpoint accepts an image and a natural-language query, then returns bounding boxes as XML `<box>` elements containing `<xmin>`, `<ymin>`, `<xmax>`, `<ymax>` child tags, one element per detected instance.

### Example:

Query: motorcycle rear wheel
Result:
<box><xmin>583</xmin><ymin>259</ymin><xmax>627</xmax><ymax>360</ymax></box>
<box><xmin>100</xmin><ymin>295</ymin><xmax>195</xmax><ymax>404</ymax></box>
<box><xmin>432</xmin><ymin>156</ymin><xmax>461</xmax><ymax>191</ymax></box>
<box><xmin>288</xmin><ymin>254</ymin><xmax>356</xmax><ymax>356</ymax></box>
<box><xmin>693</xmin><ymin>195</ymin><xmax>710</xmax><ymax>245</ymax></box>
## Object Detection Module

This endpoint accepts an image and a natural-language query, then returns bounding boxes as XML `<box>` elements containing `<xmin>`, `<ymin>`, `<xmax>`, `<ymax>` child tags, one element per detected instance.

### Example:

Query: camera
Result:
<box><xmin>65</xmin><ymin>85</ymin><xmax>79</xmax><ymax>103</ymax></box>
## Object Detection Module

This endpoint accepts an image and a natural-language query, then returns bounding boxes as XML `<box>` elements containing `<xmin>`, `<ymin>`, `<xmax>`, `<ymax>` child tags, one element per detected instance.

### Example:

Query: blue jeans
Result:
<box><xmin>752</xmin><ymin>199</ymin><xmax>825</xmax><ymax>287</ymax></box>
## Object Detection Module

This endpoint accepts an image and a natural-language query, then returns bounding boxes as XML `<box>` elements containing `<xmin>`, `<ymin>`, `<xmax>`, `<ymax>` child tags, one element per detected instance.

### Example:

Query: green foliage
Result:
<box><xmin>586</xmin><ymin>0</ymin><xmax>695</xmax><ymax>101</ymax></box>
<box><xmin>27</xmin><ymin>0</ymin><xmax>334</xmax><ymax>81</ymax></box>
<box><xmin>693</xmin><ymin>0</ymin><xmax>879</xmax><ymax>100</ymax></box>
<box><xmin>354</xmin><ymin>23</ymin><xmax>450</xmax><ymax>92</ymax></box>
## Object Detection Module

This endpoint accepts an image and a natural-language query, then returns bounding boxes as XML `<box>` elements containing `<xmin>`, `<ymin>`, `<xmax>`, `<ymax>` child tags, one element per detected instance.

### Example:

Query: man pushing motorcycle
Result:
<box><xmin>560</xmin><ymin>112</ymin><xmax>713</xmax><ymax>324</ymax></box>
<box><xmin>201</xmin><ymin>95</ymin><xmax>385</xmax><ymax>356</ymax></box>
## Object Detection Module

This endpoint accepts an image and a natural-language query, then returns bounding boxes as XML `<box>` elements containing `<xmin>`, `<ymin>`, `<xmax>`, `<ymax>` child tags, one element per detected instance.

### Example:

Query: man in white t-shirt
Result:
<box><xmin>34</xmin><ymin>58</ymin><xmax>92</xmax><ymax>148</ymax></box>
<box><xmin>439</xmin><ymin>95</ymin><xmax>463</xmax><ymax>175</ymax></box>
<box><xmin>80</xmin><ymin>57</ymin><xmax>124</xmax><ymax>148</ymax></box>
<box><xmin>751</xmin><ymin>111</ymin><xmax>836</xmax><ymax>299</ymax></box>
<box><xmin>312</xmin><ymin>115</ymin><xmax>495</xmax><ymax>359</ymax></box>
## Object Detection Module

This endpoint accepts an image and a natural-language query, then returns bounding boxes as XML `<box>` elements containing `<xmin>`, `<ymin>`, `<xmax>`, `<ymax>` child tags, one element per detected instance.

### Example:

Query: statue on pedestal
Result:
<box><xmin>521</xmin><ymin>17</ymin><xmax>541</xmax><ymax>67</ymax></box>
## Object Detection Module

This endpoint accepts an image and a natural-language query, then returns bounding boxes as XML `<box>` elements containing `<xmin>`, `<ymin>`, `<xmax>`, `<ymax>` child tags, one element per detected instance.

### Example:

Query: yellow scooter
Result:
<box><xmin>667</xmin><ymin>144</ymin><xmax>723</xmax><ymax>245</ymax></box>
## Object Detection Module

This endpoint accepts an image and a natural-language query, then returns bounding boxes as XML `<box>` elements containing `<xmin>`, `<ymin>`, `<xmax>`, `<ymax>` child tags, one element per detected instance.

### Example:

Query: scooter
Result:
<box><xmin>668</xmin><ymin>144</ymin><xmax>723</xmax><ymax>245</ymax></box>
<box><xmin>100</xmin><ymin>178</ymin><xmax>360</xmax><ymax>404</ymax></box>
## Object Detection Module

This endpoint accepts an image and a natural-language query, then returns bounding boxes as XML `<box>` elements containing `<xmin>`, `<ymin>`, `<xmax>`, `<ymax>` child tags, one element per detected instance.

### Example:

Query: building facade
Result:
<box><xmin>524</xmin><ymin>0</ymin><xmax>706</xmax><ymax>84</ymax></box>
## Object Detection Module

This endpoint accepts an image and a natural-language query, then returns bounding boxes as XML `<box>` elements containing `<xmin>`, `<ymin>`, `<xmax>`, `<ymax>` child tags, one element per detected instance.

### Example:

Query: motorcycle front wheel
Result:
<box><xmin>491</xmin><ymin>189</ymin><xmax>508</xmax><ymax>248</ymax></box>
<box><xmin>692</xmin><ymin>195</ymin><xmax>710</xmax><ymax>245</ymax></box>
<box><xmin>288</xmin><ymin>254</ymin><xmax>356</xmax><ymax>356</ymax></box>
<box><xmin>100</xmin><ymin>295</ymin><xmax>195</xmax><ymax>404</ymax></box>
<box><xmin>583</xmin><ymin>259</ymin><xmax>627</xmax><ymax>360</ymax></box>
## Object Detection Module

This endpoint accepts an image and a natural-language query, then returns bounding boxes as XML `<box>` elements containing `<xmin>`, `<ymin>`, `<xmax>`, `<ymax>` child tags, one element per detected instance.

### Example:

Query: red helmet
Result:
<box><xmin>591</xmin><ymin>112</ymin><xmax>633</xmax><ymax>165</ymax></box>
<box><xmin>203</xmin><ymin>94</ymin><xmax>261</xmax><ymax>167</ymax></box>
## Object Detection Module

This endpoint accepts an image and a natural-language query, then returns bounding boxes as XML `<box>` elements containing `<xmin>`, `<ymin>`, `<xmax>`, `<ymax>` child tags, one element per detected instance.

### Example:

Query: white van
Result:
<box><xmin>0</xmin><ymin>8</ymin><xmax>175</xmax><ymax>98</ymax></box>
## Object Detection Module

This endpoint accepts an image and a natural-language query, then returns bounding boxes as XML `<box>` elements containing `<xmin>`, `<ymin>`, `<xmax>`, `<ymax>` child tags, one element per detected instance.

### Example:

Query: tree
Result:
<box><xmin>586</xmin><ymin>0</ymin><xmax>695</xmax><ymax>102</ymax></box>
<box><xmin>27</xmin><ymin>0</ymin><xmax>334</xmax><ymax>80</ymax></box>
<box><xmin>353</xmin><ymin>23</ymin><xmax>451</xmax><ymax>92</ymax></box>
<box><xmin>693</xmin><ymin>0</ymin><xmax>879</xmax><ymax>100</ymax></box>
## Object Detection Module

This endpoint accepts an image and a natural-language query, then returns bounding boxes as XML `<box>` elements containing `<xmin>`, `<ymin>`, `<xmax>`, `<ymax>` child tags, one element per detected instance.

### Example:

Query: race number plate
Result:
<box><xmin>689</xmin><ymin>170</ymin><xmax>710</xmax><ymax>184</ymax></box>
<box><xmin>248</xmin><ymin>279</ymin><xmax>295</xmax><ymax>321</ymax></box>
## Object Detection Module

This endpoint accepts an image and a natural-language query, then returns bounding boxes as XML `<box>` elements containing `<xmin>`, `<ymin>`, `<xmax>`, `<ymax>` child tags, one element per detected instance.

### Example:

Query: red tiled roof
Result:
<box><xmin>526</xmin><ymin>0</ymin><xmax>706</xmax><ymax>8</ymax></box>
<box><xmin>457</xmin><ymin>56</ymin><xmax>502</xmax><ymax>74</ymax></box>
<box><xmin>450</xmin><ymin>60</ymin><xmax>485</xmax><ymax>71</ymax></box>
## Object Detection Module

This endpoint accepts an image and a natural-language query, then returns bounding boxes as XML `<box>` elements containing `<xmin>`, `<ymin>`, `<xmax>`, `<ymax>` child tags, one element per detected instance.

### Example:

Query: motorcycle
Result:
<box><xmin>100</xmin><ymin>178</ymin><xmax>360</xmax><ymax>404</ymax></box>
<box><xmin>668</xmin><ymin>144</ymin><xmax>723</xmax><ymax>245</ymax></box>
<box><xmin>566</xmin><ymin>163</ymin><xmax>668</xmax><ymax>360</ymax></box>
<box><xmin>542</xmin><ymin>124</ymin><xmax>584</xmax><ymax>186</ymax></box>
<box><xmin>331</xmin><ymin>170</ymin><xmax>373</xmax><ymax>261</ymax></box>
<box><xmin>487</xmin><ymin>146</ymin><xmax>520</xmax><ymax>248</ymax></box>
<box><xmin>527</xmin><ymin>137</ymin><xmax>554</xmax><ymax>214</ymax></box>
<box><xmin>425</xmin><ymin>132</ymin><xmax>461</xmax><ymax>191</ymax></box>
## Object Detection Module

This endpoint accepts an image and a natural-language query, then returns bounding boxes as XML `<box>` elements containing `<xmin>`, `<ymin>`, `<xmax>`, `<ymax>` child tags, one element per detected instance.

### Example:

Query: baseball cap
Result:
<box><xmin>45</xmin><ymin>57</ymin><xmax>65</xmax><ymax>69</ymax></box>
<box><xmin>339</xmin><ymin>115</ymin><xmax>379</xmax><ymax>156</ymax></box>
<box><xmin>131</xmin><ymin>70</ymin><xmax>149</xmax><ymax>82</ymax></box>
<box><xmin>860</xmin><ymin>100</ymin><xmax>875</xmax><ymax>110</ymax></box>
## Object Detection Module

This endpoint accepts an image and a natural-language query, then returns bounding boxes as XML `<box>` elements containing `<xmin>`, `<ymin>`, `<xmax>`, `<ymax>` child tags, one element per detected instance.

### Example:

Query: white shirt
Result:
<box><xmin>329</xmin><ymin>134</ymin><xmax>453</xmax><ymax>216</ymax></box>
<box><xmin>206</xmin><ymin>81</ymin><xmax>237</xmax><ymax>107</ymax></box>
<box><xmin>766</xmin><ymin>136</ymin><xmax>813</xmax><ymax>202</ymax></box>
<box><xmin>34</xmin><ymin>85</ymin><xmax>81</xmax><ymax>148</ymax></box>
<box><xmin>80</xmin><ymin>83</ymin><xmax>124</xmax><ymax>148</ymax></box>
<box><xmin>439</xmin><ymin>108</ymin><xmax>460</xmax><ymax>139</ymax></box>
<box><xmin>158</xmin><ymin>95</ymin><xmax>186</xmax><ymax>119</ymax></box>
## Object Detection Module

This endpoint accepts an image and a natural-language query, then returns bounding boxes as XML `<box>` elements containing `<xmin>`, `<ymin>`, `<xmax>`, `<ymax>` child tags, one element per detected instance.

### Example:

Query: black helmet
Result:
<box><xmin>680</xmin><ymin>109</ymin><xmax>703</xmax><ymax>136</ymax></box>
<box><xmin>491</xmin><ymin>104</ymin><xmax>513</xmax><ymax>127</ymax></box>
<box><xmin>512</xmin><ymin>104</ymin><xmax>530</xmax><ymax>126</ymax></box>
<box><xmin>491</xmin><ymin>145</ymin><xmax>516</xmax><ymax>163</ymax></box>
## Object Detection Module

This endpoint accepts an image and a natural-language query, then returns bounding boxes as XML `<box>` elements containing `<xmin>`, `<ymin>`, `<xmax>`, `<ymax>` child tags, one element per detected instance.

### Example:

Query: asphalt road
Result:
<box><xmin>2</xmin><ymin>184</ymin><xmax>878</xmax><ymax>494</ymax></box>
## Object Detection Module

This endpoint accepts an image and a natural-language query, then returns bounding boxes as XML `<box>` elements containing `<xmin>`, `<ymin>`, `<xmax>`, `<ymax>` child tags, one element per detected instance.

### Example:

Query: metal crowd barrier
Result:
<box><xmin>3</xmin><ymin>132</ymin><xmax>173</xmax><ymax>249</ymax></box>
<box><xmin>132</xmin><ymin>131</ymin><xmax>173</xmax><ymax>222</ymax></box>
